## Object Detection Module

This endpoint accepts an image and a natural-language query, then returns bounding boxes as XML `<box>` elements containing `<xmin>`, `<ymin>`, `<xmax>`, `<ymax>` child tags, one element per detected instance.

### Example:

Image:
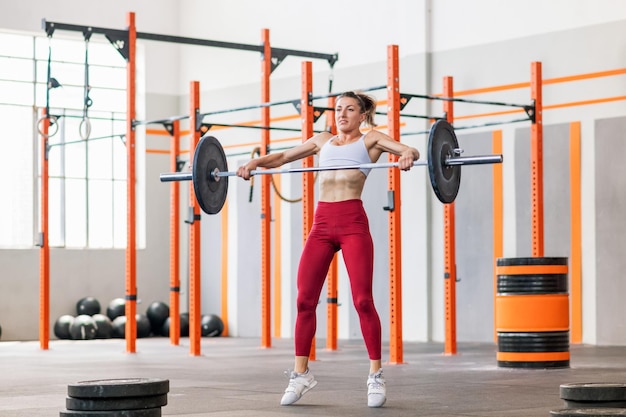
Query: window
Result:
<box><xmin>0</xmin><ymin>31</ymin><xmax>144</xmax><ymax>249</ymax></box>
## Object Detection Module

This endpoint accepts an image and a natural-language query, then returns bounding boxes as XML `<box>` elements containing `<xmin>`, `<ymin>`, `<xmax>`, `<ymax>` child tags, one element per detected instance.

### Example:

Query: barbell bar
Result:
<box><xmin>160</xmin><ymin>154</ymin><xmax>502</xmax><ymax>182</ymax></box>
<box><xmin>159</xmin><ymin>119</ymin><xmax>504</xmax><ymax>214</ymax></box>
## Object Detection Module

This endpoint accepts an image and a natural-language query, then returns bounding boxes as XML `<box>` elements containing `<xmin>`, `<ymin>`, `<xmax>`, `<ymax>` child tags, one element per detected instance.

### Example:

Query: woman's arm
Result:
<box><xmin>366</xmin><ymin>130</ymin><xmax>420</xmax><ymax>170</ymax></box>
<box><xmin>237</xmin><ymin>131</ymin><xmax>333</xmax><ymax>179</ymax></box>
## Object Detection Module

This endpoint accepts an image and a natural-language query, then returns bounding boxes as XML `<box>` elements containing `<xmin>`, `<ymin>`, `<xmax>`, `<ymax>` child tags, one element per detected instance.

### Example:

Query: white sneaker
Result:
<box><xmin>367</xmin><ymin>369</ymin><xmax>386</xmax><ymax>408</ymax></box>
<box><xmin>280</xmin><ymin>369</ymin><xmax>317</xmax><ymax>405</ymax></box>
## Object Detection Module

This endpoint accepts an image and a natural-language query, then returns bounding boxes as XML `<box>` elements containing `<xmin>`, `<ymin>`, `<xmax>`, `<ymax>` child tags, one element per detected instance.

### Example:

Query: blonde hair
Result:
<box><xmin>337</xmin><ymin>91</ymin><xmax>377</xmax><ymax>127</ymax></box>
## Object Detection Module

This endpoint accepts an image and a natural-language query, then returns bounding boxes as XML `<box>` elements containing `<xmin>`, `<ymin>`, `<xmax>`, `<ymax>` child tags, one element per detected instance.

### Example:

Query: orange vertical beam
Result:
<box><xmin>530</xmin><ymin>62</ymin><xmax>544</xmax><ymax>257</ymax></box>
<box><xmin>221</xmin><ymin>199</ymin><xmax>230</xmax><ymax>337</ymax></box>
<box><xmin>273</xmin><ymin>175</ymin><xmax>282</xmax><ymax>338</ymax></box>
<box><xmin>124</xmin><ymin>11</ymin><xmax>137</xmax><ymax>354</ymax></box>
<box><xmin>569</xmin><ymin>121</ymin><xmax>582</xmax><ymax>343</ymax></box>
<box><xmin>39</xmin><ymin>110</ymin><xmax>50</xmax><ymax>350</ymax></box>
<box><xmin>188</xmin><ymin>81</ymin><xmax>202</xmax><ymax>356</ymax></box>
<box><xmin>169</xmin><ymin>120</ymin><xmax>181</xmax><ymax>346</ymax></box>
<box><xmin>326</xmin><ymin>95</ymin><xmax>339</xmax><ymax>352</ymax></box>
<box><xmin>387</xmin><ymin>45</ymin><xmax>403</xmax><ymax>364</ymax></box>
<box><xmin>260</xmin><ymin>29</ymin><xmax>272</xmax><ymax>348</ymax></box>
<box><xmin>443</xmin><ymin>76</ymin><xmax>457</xmax><ymax>355</ymax></box>
<box><xmin>492</xmin><ymin>130</ymin><xmax>503</xmax><ymax>342</ymax></box>
<box><xmin>301</xmin><ymin>61</ymin><xmax>316</xmax><ymax>360</ymax></box>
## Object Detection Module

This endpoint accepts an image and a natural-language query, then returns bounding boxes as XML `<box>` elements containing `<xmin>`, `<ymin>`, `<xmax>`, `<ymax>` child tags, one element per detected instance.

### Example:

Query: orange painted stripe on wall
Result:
<box><xmin>452</xmin><ymin>96</ymin><xmax>626</xmax><ymax>122</ymax></box>
<box><xmin>569</xmin><ymin>121</ymin><xmax>582</xmax><ymax>344</ymax></box>
<box><xmin>544</xmin><ymin>68</ymin><xmax>626</xmax><ymax>85</ymax></box>
<box><xmin>546</xmin><ymin>96</ymin><xmax>626</xmax><ymax>110</ymax></box>
<box><xmin>453</xmin><ymin>68</ymin><xmax>626</xmax><ymax>97</ymax></box>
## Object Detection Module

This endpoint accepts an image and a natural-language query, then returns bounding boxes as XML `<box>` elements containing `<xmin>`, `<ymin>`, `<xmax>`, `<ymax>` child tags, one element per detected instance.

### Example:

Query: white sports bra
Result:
<box><xmin>318</xmin><ymin>134</ymin><xmax>372</xmax><ymax>176</ymax></box>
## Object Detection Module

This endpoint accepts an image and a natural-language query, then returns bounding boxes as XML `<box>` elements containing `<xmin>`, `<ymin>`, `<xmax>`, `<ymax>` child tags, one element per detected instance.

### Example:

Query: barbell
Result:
<box><xmin>159</xmin><ymin>120</ymin><xmax>503</xmax><ymax>214</ymax></box>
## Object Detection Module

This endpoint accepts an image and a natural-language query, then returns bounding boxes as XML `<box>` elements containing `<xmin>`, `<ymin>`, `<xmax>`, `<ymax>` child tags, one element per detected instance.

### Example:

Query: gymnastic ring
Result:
<box><xmin>79</xmin><ymin>117</ymin><xmax>92</xmax><ymax>140</ymax></box>
<box><xmin>36</xmin><ymin>115</ymin><xmax>59</xmax><ymax>138</ymax></box>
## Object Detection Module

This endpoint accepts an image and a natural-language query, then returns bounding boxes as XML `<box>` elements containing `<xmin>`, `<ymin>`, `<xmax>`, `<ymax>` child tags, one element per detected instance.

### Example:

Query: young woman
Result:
<box><xmin>237</xmin><ymin>91</ymin><xmax>420</xmax><ymax>408</ymax></box>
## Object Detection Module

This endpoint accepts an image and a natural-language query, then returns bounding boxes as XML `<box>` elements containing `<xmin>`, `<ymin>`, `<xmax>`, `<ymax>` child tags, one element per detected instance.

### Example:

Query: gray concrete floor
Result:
<box><xmin>0</xmin><ymin>336</ymin><xmax>625</xmax><ymax>416</ymax></box>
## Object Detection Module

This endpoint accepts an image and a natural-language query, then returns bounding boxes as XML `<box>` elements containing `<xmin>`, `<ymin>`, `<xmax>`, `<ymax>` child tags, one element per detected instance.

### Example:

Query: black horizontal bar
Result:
<box><xmin>399</xmin><ymin>129</ymin><xmax>432</xmax><ymax>137</ymax></box>
<box><xmin>200</xmin><ymin>99</ymin><xmax>299</xmax><ymax>118</ymax></box>
<box><xmin>202</xmin><ymin>123</ymin><xmax>303</xmax><ymax>133</ymax></box>
<box><xmin>374</xmin><ymin>111</ymin><xmax>445</xmax><ymax>120</ymax></box>
<box><xmin>402</xmin><ymin>92</ymin><xmax>531</xmax><ymax>109</ymax></box>
<box><xmin>43</xmin><ymin>19</ymin><xmax>338</xmax><ymax>67</ymax></box>
<box><xmin>133</xmin><ymin>115</ymin><xmax>189</xmax><ymax>127</ymax></box>
<box><xmin>399</xmin><ymin>116</ymin><xmax>531</xmax><ymax>137</ymax></box>
<box><xmin>138</xmin><ymin>33</ymin><xmax>338</xmax><ymax>66</ymax></box>
<box><xmin>50</xmin><ymin>113</ymin><xmax>126</xmax><ymax>122</ymax></box>
<box><xmin>199</xmin><ymin>85</ymin><xmax>387</xmax><ymax>121</ymax></box>
<box><xmin>309</xmin><ymin>85</ymin><xmax>388</xmax><ymax>102</ymax></box>
<box><xmin>266</xmin><ymin>47</ymin><xmax>338</xmax><ymax>67</ymax></box>
<box><xmin>314</xmin><ymin>106</ymin><xmax>445</xmax><ymax>121</ymax></box>
<box><xmin>137</xmin><ymin>31</ymin><xmax>261</xmax><ymax>53</ymax></box>
<box><xmin>450</xmin><ymin>117</ymin><xmax>531</xmax><ymax>131</ymax></box>
<box><xmin>43</xmin><ymin>20</ymin><xmax>125</xmax><ymax>38</ymax></box>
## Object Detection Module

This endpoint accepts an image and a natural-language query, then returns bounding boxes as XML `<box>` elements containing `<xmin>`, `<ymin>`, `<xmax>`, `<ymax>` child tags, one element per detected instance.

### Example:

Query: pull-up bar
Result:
<box><xmin>42</xmin><ymin>19</ymin><xmax>338</xmax><ymax>71</ymax></box>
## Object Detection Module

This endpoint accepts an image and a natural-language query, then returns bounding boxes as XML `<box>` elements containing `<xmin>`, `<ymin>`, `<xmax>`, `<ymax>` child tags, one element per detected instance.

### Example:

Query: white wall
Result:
<box><xmin>4</xmin><ymin>0</ymin><xmax>626</xmax><ymax>93</ymax></box>
<box><xmin>173</xmin><ymin>0</ymin><xmax>626</xmax><ymax>92</ymax></box>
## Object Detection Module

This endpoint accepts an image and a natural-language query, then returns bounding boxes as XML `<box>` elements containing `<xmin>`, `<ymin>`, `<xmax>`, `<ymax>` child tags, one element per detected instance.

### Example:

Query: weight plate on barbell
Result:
<box><xmin>428</xmin><ymin>119</ymin><xmax>461</xmax><ymax>204</ymax></box>
<box><xmin>192</xmin><ymin>135</ymin><xmax>229</xmax><ymax>215</ymax></box>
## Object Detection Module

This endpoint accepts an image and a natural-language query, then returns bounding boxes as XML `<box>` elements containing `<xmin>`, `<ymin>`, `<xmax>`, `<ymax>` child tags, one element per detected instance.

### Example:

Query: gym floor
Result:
<box><xmin>0</xmin><ymin>336</ymin><xmax>624</xmax><ymax>417</ymax></box>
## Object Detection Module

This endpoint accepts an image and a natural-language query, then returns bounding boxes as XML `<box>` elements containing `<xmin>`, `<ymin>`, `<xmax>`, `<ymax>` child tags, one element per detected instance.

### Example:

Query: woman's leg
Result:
<box><xmin>339</xmin><ymin>206</ymin><xmax>382</xmax><ymax>365</ymax></box>
<box><xmin>293</xmin><ymin>213</ymin><xmax>337</xmax><ymax>368</ymax></box>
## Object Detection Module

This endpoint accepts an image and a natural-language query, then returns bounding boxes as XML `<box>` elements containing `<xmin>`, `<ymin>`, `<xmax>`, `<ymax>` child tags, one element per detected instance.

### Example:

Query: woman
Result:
<box><xmin>237</xmin><ymin>91</ymin><xmax>420</xmax><ymax>407</ymax></box>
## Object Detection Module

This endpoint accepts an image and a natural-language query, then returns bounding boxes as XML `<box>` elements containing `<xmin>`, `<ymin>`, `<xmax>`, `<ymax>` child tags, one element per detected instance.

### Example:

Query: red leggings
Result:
<box><xmin>295</xmin><ymin>199</ymin><xmax>382</xmax><ymax>360</ymax></box>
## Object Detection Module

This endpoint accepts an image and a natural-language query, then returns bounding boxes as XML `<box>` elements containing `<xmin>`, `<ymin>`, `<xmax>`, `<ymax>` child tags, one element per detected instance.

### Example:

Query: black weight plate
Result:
<box><xmin>498</xmin><ymin>331</ymin><xmax>569</xmax><ymax>352</ymax></box>
<box><xmin>427</xmin><ymin>119</ymin><xmax>460</xmax><ymax>204</ymax></box>
<box><xmin>497</xmin><ymin>257</ymin><xmax>569</xmax><ymax>267</ymax></box>
<box><xmin>68</xmin><ymin>378</ymin><xmax>169</xmax><ymax>399</ymax></box>
<box><xmin>565</xmin><ymin>400</ymin><xmax>626</xmax><ymax>409</ymax></box>
<box><xmin>59</xmin><ymin>407</ymin><xmax>161</xmax><ymax>417</ymax></box>
<box><xmin>550</xmin><ymin>408</ymin><xmax>626</xmax><ymax>416</ymax></box>
<box><xmin>497</xmin><ymin>274</ymin><xmax>568</xmax><ymax>294</ymax></box>
<box><xmin>192</xmin><ymin>135</ymin><xmax>228</xmax><ymax>215</ymax></box>
<box><xmin>561</xmin><ymin>383</ymin><xmax>626</xmax><ymax>401</ymax></box>
<box><xmin>66</xmin><ymin>394</ymin><xmax>167</xmax><ymax>411</ymax></box>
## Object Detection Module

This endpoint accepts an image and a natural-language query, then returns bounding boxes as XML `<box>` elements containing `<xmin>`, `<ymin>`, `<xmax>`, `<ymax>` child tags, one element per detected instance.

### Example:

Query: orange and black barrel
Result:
<box><xmin>495</xmin><ymin>257</ymin><xmax>569</xmax><ymax>368</ymax></box>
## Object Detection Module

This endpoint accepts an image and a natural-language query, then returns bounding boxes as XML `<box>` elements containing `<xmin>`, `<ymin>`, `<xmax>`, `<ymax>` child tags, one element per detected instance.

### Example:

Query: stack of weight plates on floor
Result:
<box><xmin>550</xmin><ymin>383</ymin><xmax>626</xmax><ymax>416</ymax></box>
<box><xmin>60</xmin><ymin>378</ymin><xmax>169</xmax><ymax>417</ymax></box>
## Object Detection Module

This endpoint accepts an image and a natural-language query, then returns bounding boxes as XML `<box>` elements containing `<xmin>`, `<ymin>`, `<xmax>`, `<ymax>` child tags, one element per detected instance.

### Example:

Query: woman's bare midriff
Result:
<box><xmin>318</xmin><ymin>170</ymin><xmax>367</xmax><ymax>202</ymax></box>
